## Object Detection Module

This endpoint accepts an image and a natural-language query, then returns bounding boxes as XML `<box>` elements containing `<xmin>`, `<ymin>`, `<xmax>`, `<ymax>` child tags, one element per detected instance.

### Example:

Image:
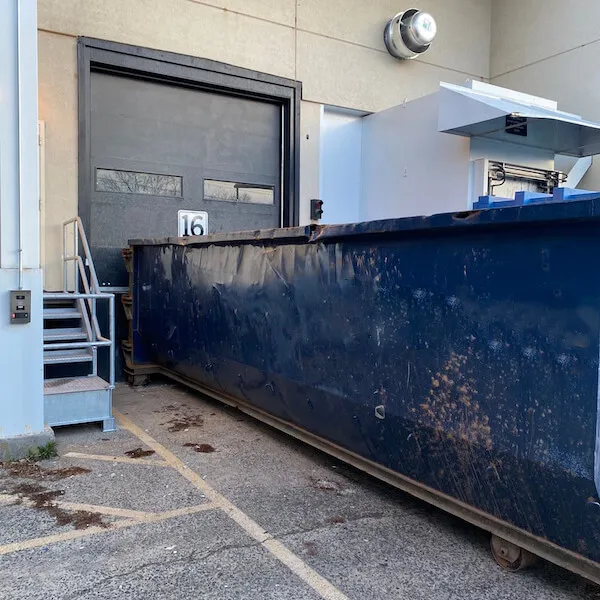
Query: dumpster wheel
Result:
<box><xmin>491</xmin><ymin>535</ymin><xmax>537</xmax><ymax>571</ymax></box>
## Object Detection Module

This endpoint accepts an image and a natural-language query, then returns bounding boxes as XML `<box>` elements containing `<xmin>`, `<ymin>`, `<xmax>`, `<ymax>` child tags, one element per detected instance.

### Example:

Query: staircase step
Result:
<box><xmin>44</xmin><ymin>375</ymin><xmax>109</xmax><ymax>396</ymax></box>
<box><xmin>44</xmin><ymin>327</ymin><xmax>88</xmax><ymax>342</ymax></box>
<box><xmin>43</xmin><ymin>296</ymin><xmax>76</xmax><ymax>303</ymax></box>
<box><xmin>44</xmin><ymin>348</ymin><xmax>93</xmax><ymax>365</ymax></box>
<box><xmin>43</xmin><ymin>307</ymin><xmax>81</xmax><ymax>320</ymax></box>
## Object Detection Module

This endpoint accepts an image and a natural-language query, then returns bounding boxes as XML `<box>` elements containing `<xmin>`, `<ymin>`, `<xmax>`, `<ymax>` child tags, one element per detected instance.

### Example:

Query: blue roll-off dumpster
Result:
<box><xmin>126</xmin><ymin>197</ymin><xmax>600</xmax><ymax>582</ymax></box>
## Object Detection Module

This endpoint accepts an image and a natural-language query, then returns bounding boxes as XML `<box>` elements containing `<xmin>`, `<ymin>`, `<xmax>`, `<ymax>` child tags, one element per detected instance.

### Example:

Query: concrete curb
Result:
<box><xmin>0</xmin><ymin>426</ymin><xmax>55</xmax><ymax>461</ymax></box>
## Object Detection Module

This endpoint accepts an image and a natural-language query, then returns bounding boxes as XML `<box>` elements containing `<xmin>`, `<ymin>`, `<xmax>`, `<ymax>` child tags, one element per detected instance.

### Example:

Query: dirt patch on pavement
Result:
<box><xmin>303</xmin><ymin>541</ymin><xmax>319</xmax><ymax>557</ymax></box>
<box><xmin>65</xmin><ymin>509</ymin><xmax>107</xmax><ymax>530</ymax></box>
<box><xmin>2</xmin><ymin>462</ymin><xmax>90</xmax><ymax>481</ymax></box>
<box><xmin>183</xmin><ymin>443</ymin><xmax>216</xmax><ymax>453</ymax></box>
<box><xmin>156</xmin><ymin>404</ymin><xmax>185</xmax><ymax>414</ymax></box>
<box><xmin>327</xmin><ymin>515</ymin><xmax>347</xmax><ymax>525</ymax></box>
<box><xmin>165</xmin><ymin>415</ymin><xmax>204</xmax><ymax>432</ymax></box>
<box><xmin>10</xmin><ymin>482</ymin><xmax>108</xmax><ymax>530</ymax></box>
<box><xmin>310</xmin><ymin>477</ymin><xmax>353</xmax><ymax>496</ymax></box>
<box><xmin>124</xmin><ymin>448</ymin><xmax>156</xmax><ymax>458</ymax></box>
<box><xmin>10</xmin><ymin>482</ymin><xmax>46</xmax><ymax>498</ymax></box>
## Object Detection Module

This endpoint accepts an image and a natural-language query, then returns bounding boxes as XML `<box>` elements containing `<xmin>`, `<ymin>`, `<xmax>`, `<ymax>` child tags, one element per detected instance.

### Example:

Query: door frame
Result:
<box><xmin>77</xmin><ymin>37</ymin><xmax>302</xmax><ymax>238</ymax></box>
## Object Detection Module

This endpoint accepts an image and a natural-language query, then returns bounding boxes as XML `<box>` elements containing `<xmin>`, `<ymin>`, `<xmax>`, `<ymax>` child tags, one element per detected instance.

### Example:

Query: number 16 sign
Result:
<box><xmin>178</xmin><ymin>210</ymin><xmax>208</xmax><ymax>237</ymax></box>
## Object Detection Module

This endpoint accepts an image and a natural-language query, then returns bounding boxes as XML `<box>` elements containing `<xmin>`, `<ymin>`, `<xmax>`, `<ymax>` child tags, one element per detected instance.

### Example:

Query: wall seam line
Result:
<box><xmin>185</xmin><ymin>0</ymin><xmax>295</xmax><ymax>29</ymax></box>
<box><xmin>296</xmin><ymin>29</ymin><xmax>487</xmax><ymax>79</ymax></box>
<box><xmin>294</xmin><ymin>0</ymin><xmax>298</xmax><ymax>81</ymax></box>
<box><xmin>492</xmin><ymin>37</ymin><xmax>600</xmax><ymax>80</ymax></box>
<box><xmin>39</xmin><ymin>22</ymin><xmax>485</xmax><ymax>81</ymax></box>
<box><xmin>37</xmin><ymin>27</ymin><xmax>77</xmax><ymax>39</ymax></box>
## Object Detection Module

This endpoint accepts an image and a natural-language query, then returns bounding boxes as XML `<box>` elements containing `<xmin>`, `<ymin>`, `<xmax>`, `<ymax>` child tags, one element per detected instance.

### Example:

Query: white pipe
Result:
<box><xmin>16</xmin><ymin>0</ymin><xmax>23</xmax><ymax>290</ymax></box>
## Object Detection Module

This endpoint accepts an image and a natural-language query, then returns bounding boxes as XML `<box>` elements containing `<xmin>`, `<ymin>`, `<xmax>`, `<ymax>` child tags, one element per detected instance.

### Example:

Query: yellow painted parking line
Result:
<box><xmin>0</xmin><ymin>493</ymin><xmax>146</xmax><ymax>519</ymax></box>
<box><xmin>146</xmin><ymin>503</ymin><xmax>217</xmax><ymax>519</ymax></box>
<box><xmin>0</xmin><ymin>521</ymin><xmax>135</xmax><ymax>556</ymax></box>
<box><xmin>64</xmin><ymin>451</ymin><xmax>169</xmax><ymax>467</ymax></box>
<box><xmin>0</xmin><ymin>502</ymin><xmax>217</xmax><ymax>556</ymax></box>
<box><xmin>56</xmin><ymin>502</ymin><xmax>158</xmax><ymax>520</ymax></box>
<box><xmin>115</xmin><ymin>410</ymin><xmax>351</xmax><ymax>600</ymax></box>
<box><xmin>0</xmin><ymin>493</ymin><xmax>215</xmax><ymax>522</ymax></box>
<box><xmin>56</xmin><ymin>502</ymin><xmax>217</xmax><ymax>521</ymax></box>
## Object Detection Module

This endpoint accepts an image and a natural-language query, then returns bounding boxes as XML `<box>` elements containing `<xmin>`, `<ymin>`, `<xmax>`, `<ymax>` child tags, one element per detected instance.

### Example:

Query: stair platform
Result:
<box><xmin>44</xmin><ymin>375</ymin><xmax>110</xmax><ymax>395</ymax></box>
<box><xmin>44</xmin><ymin>376</ymin><xmax>115</xmax><ymax>432</ymax></box>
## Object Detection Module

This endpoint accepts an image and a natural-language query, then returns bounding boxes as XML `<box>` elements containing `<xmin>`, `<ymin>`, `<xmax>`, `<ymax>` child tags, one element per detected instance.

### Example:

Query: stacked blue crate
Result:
<box><xmin>474</xmin><ymin>187</ymin><xmax>600</xmax><ymax>209</ymax></box>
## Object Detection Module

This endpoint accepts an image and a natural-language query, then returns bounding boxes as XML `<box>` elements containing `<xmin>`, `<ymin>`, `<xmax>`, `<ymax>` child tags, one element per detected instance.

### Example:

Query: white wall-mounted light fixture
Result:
<box><xmin>384</xmin><ymin>9</ymin><xmax>437</xmax><ymax>59</ymax></box>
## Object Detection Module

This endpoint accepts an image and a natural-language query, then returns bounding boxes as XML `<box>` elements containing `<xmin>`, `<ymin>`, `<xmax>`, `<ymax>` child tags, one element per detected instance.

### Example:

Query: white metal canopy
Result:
<box><xmin>438</xmin><ymin>82</ymin><xmax>600</xmax><ymax>157</ymax></box>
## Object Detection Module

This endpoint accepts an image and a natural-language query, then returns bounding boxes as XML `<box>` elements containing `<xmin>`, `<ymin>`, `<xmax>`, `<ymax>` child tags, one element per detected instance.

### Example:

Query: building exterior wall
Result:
<box><xmin>320</xmin><ymin>108</ymin><xmax>363</xmax><ymax>224</ymax></box>
<box><xmin>38</xmin><ymin>31</ymin><xmax>77</xmax><ymax>290</ymax></box>
<box><xmin>0</xmin><ymin>0</ymin><xmax>45</xmax><ymax>440</ymax></box>
<box><xmin>490</xmin><ymin>0</ymin><xmax>600</xmax><ymax>190</ymax></box>
<box><xmin>38</xmin><ymin>0</ymin><xmax>491</xmax><ymax>289</ymax></box>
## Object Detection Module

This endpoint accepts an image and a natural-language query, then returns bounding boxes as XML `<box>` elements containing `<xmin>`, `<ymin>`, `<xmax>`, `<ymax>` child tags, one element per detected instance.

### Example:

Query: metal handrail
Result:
<box><xmin>63</xmin><ymin>217</ymin><xmax>101</xmax><ymax>294</ymax></box>
<box><xmin>66</xmin><ymin>254</ymin><xmax>102</xmax><ymax>340</ymax></box>
<box><xmin>44</xmin><ymin>341</ymin><xmax>112</xmax><ymax>350</ymax></box>
<box><xmin>44</xmin><ymin>292</ymin><xmax>111</xmax><ymax>299</ymax></box>
<box><xmin>56</xmin><ymin>220</ymin><xmax>116</xmax><ymax>387</ymax></box>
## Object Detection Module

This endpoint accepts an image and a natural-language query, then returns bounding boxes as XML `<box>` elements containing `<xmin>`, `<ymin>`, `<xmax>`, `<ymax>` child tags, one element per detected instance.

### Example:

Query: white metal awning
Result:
<box><xmin>438</xmin><ymin>82</ymin><xmax>600</xmax><ymax>157</ymax></box>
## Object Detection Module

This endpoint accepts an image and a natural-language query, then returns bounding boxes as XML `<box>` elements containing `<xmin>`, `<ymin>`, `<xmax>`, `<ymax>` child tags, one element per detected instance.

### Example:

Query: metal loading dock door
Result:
<box><xmin>128</xmin><ymin>198</ymin><xmax>600</xmax><ymax>584</ymax></box>
<box><xmin>87</xmin><ymin>71</ymin><xmax>282</xmax><ymax>288</ymax></box>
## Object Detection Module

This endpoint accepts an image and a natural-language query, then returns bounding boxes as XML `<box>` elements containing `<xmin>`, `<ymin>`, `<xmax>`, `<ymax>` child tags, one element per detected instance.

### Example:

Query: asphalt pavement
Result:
<box><xmin>0</xmin><ymin>381</ymin><xmax>597</xmax><ymax>599</ymax></box>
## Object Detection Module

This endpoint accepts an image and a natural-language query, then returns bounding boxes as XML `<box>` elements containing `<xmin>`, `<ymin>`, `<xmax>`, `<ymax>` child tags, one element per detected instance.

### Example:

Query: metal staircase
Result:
<box><xmin>43</xmin><ymin>217</ymin><xmax>116</xmax><ymax>432</ymax></box>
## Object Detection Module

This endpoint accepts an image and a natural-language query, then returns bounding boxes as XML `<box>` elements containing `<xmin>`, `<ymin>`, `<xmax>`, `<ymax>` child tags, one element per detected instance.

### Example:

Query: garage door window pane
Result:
<box><xmin>96</xmin><ymin>169</ymin><xmax>182</xmax><ymax>197</ymax></box>
<box><xmin>204</xmin><ymin>179</ymin><xmax>274</xmax><ymax>204</ymax></box>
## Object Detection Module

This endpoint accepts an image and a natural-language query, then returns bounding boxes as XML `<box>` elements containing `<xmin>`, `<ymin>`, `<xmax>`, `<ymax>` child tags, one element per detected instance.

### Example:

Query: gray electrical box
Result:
<box><xmin>10</xmin><ymin>290</ymin><xmax>31</xmax><ymax>324</ymax></box>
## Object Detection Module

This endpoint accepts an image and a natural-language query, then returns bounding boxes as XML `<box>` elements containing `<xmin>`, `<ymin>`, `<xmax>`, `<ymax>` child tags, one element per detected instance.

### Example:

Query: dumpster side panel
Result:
<box><xmin>133</xmin><ymin>214</ymin><xmax>600</xmax><ymax>562</ymax></box>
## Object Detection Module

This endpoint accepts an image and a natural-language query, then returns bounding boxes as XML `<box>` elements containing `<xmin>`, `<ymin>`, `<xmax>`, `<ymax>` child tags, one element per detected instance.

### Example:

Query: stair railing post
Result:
<box><xmin>62</xmin><ymin>222</ymin><xmax>67</xmax><ymax>292</ymax></box>
<box><xmin>74</xmin><ymin>221</ymin><xmax>79</xmax><ymax>294</ymax></box>
<box><xmin>76</xmin><ymin>217</ymin><xmax>101</xmax><ymax>294</ymax></box>
<box><xmin>109</xmin><ymin>293</ymin><xmax>115</xmax><ymax>387</ymax></box>
<box><xmin>92</xmin><ymin>296</ymin><xmax>97</xmax><ymax>376</ymax></box>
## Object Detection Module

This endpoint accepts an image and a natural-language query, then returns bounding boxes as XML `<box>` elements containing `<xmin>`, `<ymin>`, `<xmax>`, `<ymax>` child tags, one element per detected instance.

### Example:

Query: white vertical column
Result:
<box><xmin>0</xmin><ymin>0</ymin><xmax>44</xmax><ymax>440</ymax></box>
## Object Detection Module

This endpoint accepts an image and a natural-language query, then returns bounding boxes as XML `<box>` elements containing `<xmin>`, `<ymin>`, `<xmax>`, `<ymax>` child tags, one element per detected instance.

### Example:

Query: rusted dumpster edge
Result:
<box><xmin>128</xmin><ymin>196</ymin><xmax>600</xmax><ymax>248</ymax></box>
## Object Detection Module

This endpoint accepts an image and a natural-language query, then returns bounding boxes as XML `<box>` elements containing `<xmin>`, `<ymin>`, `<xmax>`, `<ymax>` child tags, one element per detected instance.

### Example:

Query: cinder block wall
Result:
<box><xmin>490</xmin><ymin>0</ymin><xmax>600</xmax><ymax>190</ymax></box>
<box><xmin>38</xmin><ymin>0</ymin><xmax>492</xmax><ymax>289</ymax></box>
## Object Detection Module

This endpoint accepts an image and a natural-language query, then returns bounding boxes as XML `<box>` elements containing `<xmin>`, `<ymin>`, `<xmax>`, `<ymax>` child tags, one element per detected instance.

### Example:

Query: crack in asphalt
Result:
<box><xmin>62</xmin><ymin>540</ymin><xmax>264</xmax><ymax>600</ymax></box>
<box><xmin>275</xmin><ymin>511</ymin><xmax>393</xmax><ymax>540</ymax></box>
<box><xmin>58</xmin><ymin>516</ymin><xmax>380</xmax><ymax>600</ymax></box>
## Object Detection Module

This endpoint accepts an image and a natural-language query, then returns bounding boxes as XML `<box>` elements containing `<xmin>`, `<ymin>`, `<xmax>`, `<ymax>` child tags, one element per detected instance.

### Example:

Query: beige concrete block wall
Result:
<box><xmin>296</xmin><ymin>0</ymin><xmax>492</xmax><ymax>113</ymax></box>
<box><xmin>297</xmin><ymin>0</ymin><xmax>490</xmax><ymax>88</ymax></box>
<box><xmin>38</xmin><ymin>31</ymin><xmax>78</xmax><ymax>290</ymax></box>
<box><xmin>490</xmin><ymin>0</ymin><xmax>600</xmax><ymax>190</ymax></box>
<box><xmin>38</xmin><ymin>0</ymin><xmax>491</xmax><ymax>288</ymax></box>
